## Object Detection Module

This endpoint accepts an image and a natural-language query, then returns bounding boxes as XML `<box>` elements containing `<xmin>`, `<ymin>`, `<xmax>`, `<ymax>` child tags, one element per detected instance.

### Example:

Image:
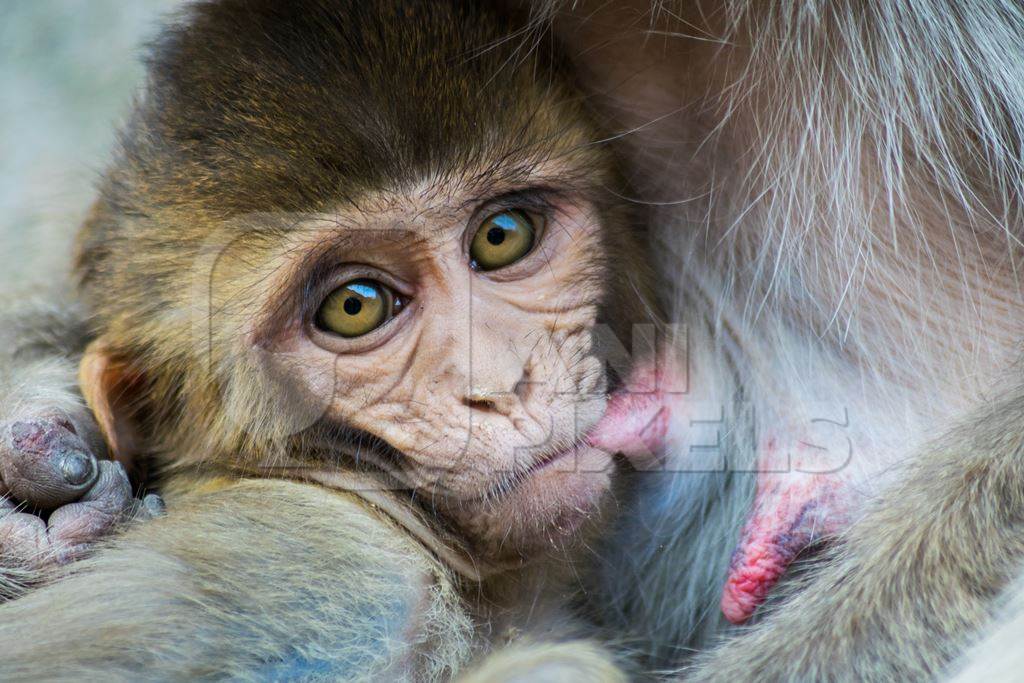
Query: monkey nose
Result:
<box><xmin>462</xmin><ymin>370</ymin><xmax>530</xmax><ymax>416</ymax></box>
<box><xmin>462</xmin><ymin>391</ymin><xmax>515</xmax><ymax>415</ymax></box>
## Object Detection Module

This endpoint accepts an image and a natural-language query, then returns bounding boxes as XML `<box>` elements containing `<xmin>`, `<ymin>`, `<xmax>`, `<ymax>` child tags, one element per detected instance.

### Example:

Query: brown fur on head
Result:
<box><xmin>73</xmin><ymin>0</ymin><xmax>654</xmax><ymax>560</ymax></box>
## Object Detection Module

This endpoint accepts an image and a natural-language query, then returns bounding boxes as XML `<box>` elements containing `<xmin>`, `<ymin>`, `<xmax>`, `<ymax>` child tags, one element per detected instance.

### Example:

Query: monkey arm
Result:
<box><xmin>684</xmin><ymin>383</ymin><xmax>1024</xmax><ymax>682</ymax></box>
<box><xmin>456</xmin><ymin>641</ymin><xmax>629</xmax><ymax>683</ymax></box>
<box><xmin>0</xmin><ymin>292</ymin><xmax>147</xmax><ymax>592</ymax></box>
<box><xmin>0</xmin><ymin>477</ymin><xmax>473</xmax><ymax>682</ymax></box>
<box><xmin>948</xmin><ymin>569</ymin><xmax>1024</xmax><ymax>682</ymax></box>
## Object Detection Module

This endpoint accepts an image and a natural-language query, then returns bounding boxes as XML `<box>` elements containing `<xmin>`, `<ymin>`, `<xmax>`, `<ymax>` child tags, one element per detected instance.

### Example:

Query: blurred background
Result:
<box><xmin>1</xmin><ymin>0</ymin><xmax>178</xmax><ymax>291</ymax></box>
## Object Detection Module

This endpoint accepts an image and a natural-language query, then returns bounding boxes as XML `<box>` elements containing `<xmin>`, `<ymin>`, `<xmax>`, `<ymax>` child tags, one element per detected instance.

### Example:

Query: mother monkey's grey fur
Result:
<box><xmin>546</xmin><ymin>0</ymin><xmax>1024</xmax><ymax>680</ymax></box>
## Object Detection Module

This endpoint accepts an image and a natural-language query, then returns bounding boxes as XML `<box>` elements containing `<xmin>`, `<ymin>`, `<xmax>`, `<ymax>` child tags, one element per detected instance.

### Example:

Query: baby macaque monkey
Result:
<box><xmin>0</xmin><ymin>0</ymin><xmax>666</xmax><ymax>677</ymax></box>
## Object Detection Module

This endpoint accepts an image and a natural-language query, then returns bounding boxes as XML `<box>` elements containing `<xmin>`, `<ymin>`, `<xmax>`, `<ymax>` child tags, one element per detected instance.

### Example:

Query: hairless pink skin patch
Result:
<box><xmin>586</xmin><ymin>358</ymin><xmax>682</xmax><ymax>470</ymax></box>
<box><xmin>721</xmin><ymin>458</ymin><xmax>850</xmax><ymax>624</ymax></box>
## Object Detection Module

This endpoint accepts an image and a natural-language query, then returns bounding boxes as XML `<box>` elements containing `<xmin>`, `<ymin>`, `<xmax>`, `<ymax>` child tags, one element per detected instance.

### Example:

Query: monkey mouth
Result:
<box><xmin>522</xmin><ymin>422</ymin><xmax>614</xmax><ymax>477</ymax></box>
<box><xmin>303</xmin><ymin>402</ymin><xmax>623</xmax><ymax>557</ymax></box>
<box><xmin>522</xmin><ymin>444</ymin><xmax>585</xmax><ymax>477</ymax></box>
<box><xmin>485</xmin><ymin>404</ymin><xmax>619</xmax><ymax>497</ymax></box>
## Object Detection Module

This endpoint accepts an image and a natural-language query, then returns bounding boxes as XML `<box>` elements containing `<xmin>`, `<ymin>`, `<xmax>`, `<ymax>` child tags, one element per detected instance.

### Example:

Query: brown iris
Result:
<box><xmin>316</xmin><ymin>279</ymin><xmax>397</xmax><ymax>338</ymax></box>
<box><xmin>469</xmin><ymin>209</ymin><xmax>536</xmax><ymax>271</ymax></box>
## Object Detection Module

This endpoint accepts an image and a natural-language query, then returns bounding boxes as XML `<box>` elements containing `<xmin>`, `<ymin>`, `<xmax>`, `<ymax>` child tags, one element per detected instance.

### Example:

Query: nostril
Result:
<box><xmin>463</xmin><ymin>396</ymin><xmax>498</xmax><ymax>412</ymax></box>
<box><xmin>513</xmin><ymin>369</ymin><xmax>531</xmax><ymax>401</ymax></box>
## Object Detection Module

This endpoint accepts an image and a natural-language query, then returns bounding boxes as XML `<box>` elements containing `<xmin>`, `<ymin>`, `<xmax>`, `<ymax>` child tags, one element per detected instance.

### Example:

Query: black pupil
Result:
<box><xmin>343</xmin><ymin>297</ymin><xmax>362</xmax><ymax>316</ymax></box>
<box><xmin>486</xmin><ymin>226</ymin><xmax>506</xmax><ymax>246</ymax></box>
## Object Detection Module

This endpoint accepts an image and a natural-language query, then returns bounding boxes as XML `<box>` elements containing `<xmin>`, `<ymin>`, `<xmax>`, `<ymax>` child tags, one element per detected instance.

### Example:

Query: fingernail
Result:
<box><xmin>142</xmin><ymin>493</ymin><xmax>166</xmax><ymax>517</ymax></box>
<box><xmin>59</xmin><ymin>450</ymin><xmax>97</xmax><ymax>486</ymax></box>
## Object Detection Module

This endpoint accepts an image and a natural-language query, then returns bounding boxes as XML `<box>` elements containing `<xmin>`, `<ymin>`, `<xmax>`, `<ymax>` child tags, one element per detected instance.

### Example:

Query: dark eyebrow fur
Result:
<box><xmin>250</xmin><ymin>175</ymin><xmax>582</xmax><ymax>348</ymax></box>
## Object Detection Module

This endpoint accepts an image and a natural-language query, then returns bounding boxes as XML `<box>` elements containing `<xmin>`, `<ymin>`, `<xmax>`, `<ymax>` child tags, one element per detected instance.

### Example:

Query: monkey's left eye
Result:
<box><xmin>315</xmin><ymin>279</ymin><xmax>401</xmax><ymax>338</ymax></box>
<box><xmin>469</xmin><ymin>209</ymin><xmax>537</xmax><ymax>271</ymax></box>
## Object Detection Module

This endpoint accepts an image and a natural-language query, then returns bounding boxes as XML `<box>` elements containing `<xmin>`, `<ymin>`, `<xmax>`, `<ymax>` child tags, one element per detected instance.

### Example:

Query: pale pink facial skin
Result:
<box><xmin>589</xmin><ymin>356</ymin><xmax>859</xmax><ymax>625</ymax></box>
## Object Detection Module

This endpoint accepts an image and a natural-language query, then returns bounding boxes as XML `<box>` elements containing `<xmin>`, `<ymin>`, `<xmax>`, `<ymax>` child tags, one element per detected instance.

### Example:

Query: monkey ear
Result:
<box><xmin>79</xmin><ymin>340</ymin><xmax>144</xmax><ymax>466</ymax></box>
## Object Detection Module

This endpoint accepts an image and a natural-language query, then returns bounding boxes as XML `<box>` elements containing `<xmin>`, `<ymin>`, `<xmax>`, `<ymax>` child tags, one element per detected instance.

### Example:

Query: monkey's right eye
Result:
<box><xmin>315</xmin><ymin>279</ymin><xmax>400</xmax><ymax>338</ymax></box>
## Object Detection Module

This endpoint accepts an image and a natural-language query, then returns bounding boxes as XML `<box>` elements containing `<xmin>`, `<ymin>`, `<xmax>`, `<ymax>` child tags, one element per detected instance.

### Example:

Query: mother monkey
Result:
<box><xmin>1</xmin><ymin>0</ymin><xmax>1023</xmax><ymax>681</ymax></box>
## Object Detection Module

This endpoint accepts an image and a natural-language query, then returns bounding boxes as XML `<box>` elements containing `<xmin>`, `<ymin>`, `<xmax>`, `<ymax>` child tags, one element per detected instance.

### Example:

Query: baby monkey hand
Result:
<box><xmin>0</xmin><ymin>409</ymin><xmax>161</xmax><ymax>572</ymax></box>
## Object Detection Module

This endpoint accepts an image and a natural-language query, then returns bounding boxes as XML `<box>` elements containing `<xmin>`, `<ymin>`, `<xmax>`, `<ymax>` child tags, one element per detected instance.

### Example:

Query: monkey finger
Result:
<box><xmin>0</xmin><ymin>415</ymin><xmax>100</xmax><ymax>510</ymax></box>
<box><xmin>132</xmin><ymin>493</ymin><xmax>167</xmax><ymax>522</ymax></box>
<box><xmin>0</xmin><ymin>509</ymin><xmax>52</xmax><ymax>569</ymax></box>
<box><xmin>46</xmin><ymin>460</ymin><xmax>133</xmax><ymax>564</ymax></box>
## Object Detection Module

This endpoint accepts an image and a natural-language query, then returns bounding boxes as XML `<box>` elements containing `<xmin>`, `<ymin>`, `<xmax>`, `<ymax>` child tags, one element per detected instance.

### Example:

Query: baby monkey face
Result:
<box><xmin>73</xmin><ymin>0</ymin><xmax>648</xmax><ymax>562</ymax></box>
<box><xmin>233</xmin><ymin>164</ymin><xmax>623</xmax><ymax>556</ymax></box>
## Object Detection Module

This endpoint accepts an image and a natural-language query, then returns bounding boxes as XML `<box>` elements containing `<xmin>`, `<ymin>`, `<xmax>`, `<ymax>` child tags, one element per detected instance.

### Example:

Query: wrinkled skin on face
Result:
<box><xmin>192</xmin><ymin>161</ymin><xmax>647</xmax><ymax>560</ymax></box>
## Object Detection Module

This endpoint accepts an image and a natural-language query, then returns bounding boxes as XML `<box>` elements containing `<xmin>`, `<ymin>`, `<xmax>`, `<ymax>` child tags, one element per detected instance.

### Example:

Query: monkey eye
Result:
<box><xmin>315</xmin><ymin>279</ymin><xmax>402</xmax><ymax>338</ymax></box>
<box><xmin>469</xmin><ymin>209</ymin><xmax>537</xmax><ymax>271</ymax></box>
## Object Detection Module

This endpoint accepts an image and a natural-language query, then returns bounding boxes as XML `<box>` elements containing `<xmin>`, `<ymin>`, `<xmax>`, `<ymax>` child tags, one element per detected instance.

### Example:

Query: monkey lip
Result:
<box><xmin>523</xmin><ymin>441</ymin><xmax>593</xmax><ymax>477</ymax></box>
<box><xmin>513</xmin><ymin>415</ymin><xmax>619</xmax><ymax>487</ymax></box>
<box><xmin>506</xmin><ymin>444</ymin><xmax>614</xmax><ymax>538</ymax></box>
